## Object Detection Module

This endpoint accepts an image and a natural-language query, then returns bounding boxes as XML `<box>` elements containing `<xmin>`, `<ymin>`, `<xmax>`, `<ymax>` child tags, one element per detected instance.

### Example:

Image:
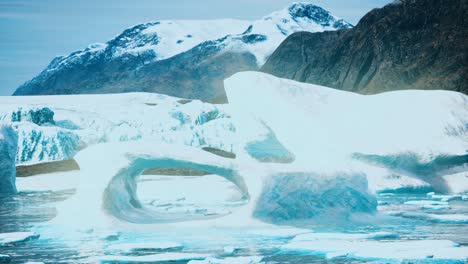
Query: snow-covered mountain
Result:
<box><xmin>13</xmin><ymin>3</ymin><xmax>352</xmax><ymax>102</ymax></box>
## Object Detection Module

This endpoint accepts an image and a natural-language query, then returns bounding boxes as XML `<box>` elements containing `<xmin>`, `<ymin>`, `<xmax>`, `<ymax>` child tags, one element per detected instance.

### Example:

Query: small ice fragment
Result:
<box><xmin>188</xmin><ymin>256</ymin><xmax>264</xmax><ymax>264</ymax></box>
<box><xmin>0</xmin><ymin>232</ymin><xmax>40</xmax><ymax>246</ymax></box>
<box><xmin>107</xmin><ymin>242</ymin><xmax>183</xmax><ymax>252</ymax></box>
<box><xmin>97</xmin><ymin>252</ymin><xmax>208</xmax><ymax>263</ymax></box>
<box><xmin>404</xmin><ymin>200</ymin><xmax>450</xmax><ymax>209</ymax></box>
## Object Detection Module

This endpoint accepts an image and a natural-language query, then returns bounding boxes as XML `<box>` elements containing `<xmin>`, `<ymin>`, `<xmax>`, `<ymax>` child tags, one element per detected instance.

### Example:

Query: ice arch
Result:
<box><xmin>54</xmin><ymin>142</ymin><xmax>251</xmax><ymax>226</ymax></box>
<box><xmin>103</xmin><ymin>157</ymin><xmax>248</xmax><ymax>223</ymax></box>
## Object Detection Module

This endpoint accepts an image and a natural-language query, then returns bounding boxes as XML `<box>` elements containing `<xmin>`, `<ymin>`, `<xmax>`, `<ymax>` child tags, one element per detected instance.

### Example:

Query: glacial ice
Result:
<box><xmin>0</xmin><ymin>124</ymin><xmax>18</xmax><ymax>195</ymax></box>
<box><xmin>52</xmin><ymin>142</ymin><xmax>249</xmax><ymax>226</ymax></box>
<box><xmin>253</xmin><ymin>172</ymin><xmax>376</xmax><ymax>221</ymax></box>
<box><xmin>1</xmin><ymin>72</ymin><xmax>467</xmax><ymax>262</ymax></box>
<box><xmin>224</xmin><ymin>72</ymin><xmax>468</xmax><ymax>193</ymax></box>
<box><xmin>0</xmin><ymin>94</ymin><xmax>236</xmax><ymax>165</ymax></box>
<box><xmin>0</xmin><ymin>232</ymin><xmax>40</xmax><ymax>246</ymax></box>
<box><xmin>2</xmin><ymin>72</ymin><xmax>466</xmax><ymax>196</ymax></box>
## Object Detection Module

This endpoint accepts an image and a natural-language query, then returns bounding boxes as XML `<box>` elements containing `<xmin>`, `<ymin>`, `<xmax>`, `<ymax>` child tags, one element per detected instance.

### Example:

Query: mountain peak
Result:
<box><xmin>280</xmin><ymin>2</ymin><xmax>353</xmax><ymax>29</ymax></box>
<box><xmin>13</xmin><ymin>3</ymin><xmax>352</xmax><ymax>100</ymax></box>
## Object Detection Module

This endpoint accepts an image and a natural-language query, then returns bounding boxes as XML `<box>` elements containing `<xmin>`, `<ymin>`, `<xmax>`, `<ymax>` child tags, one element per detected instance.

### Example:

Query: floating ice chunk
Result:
<box><xmin>282</xmin><ymin>238</ymin><xmax>467</xmax><ymax>260</ymax></box>
<box><xmin>223</xmin><ymin>246</ymin><xmax>238</xmax><ymax>254</ymax></box>
<box><xmin>97</xmin><ymin>253</ymin><xmax>209</xmax><ymax>263</ymax></box>
<box><xmin>188</xmin><ymin>256</ymin><xmax>264</xmax><ymax>264</ymax></box>
<box><xmin>427</xmin><ymin>192</ymin><xmax>464</xmax><ymax>202</ymax></box>
<box><xmin>404</xmin><ymin>200</ymin><xmax>450</xmax><ymax>210</ymax></box>
<box><xmin>0</xmin><ymin>124</ymin><xmax>18</xmax><ymax>195</ymax></box>
<box><xmin>399</xmin><ymin>212</ymin><xmax>468</xmax><ymax>223</ymax></box>
<box><xmin>107</xmin><ymin>241</ymin><xmax>183</xmax><ymax>252</ymax></box>
<box><xmin>291</xmin><ymin>231</ymin><xmax>399</xmax><ymax>241</ymax></box>
<box><xmin>0</xmin><ymin>232</ymin><xmax>40</xmax><ymax>246</ymax></box>
<box><xmin>379</xmin><ymin>193</ymin><xmax>395</xmax><ymax>196</ymax></box>
<box><xmin>425</xmin><ymin>213</ymin><xmax>468</xmax><ymax>223</ymax></box>
<box><xmin>244</xmin><ymin>227</ymin><xmax>307</xmax><ymax>238</ymax></box>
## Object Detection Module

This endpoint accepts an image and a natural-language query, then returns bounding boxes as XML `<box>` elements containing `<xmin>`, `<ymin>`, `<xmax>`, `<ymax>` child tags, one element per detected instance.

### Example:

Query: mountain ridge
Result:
<box><xmin>13</xmin><ymin>3</ymin><xmax>352</xmax><ymax>102</ymax></box>
<box><xmin>261</xmin><ymin>0</ymin><xmax>468</xmax><ymax>95</ymax></box>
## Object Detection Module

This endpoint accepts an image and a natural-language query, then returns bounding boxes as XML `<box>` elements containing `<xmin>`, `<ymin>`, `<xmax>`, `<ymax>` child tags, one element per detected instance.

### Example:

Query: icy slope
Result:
<box><xmin>225</xmin><ymin>72</ymin><xmax>468</xmax><ymax>193</ymax></box>
<box><xmin>13</xmin><ymin>3</ymin><xmax>351</xmax><ymax>102</ymax></box>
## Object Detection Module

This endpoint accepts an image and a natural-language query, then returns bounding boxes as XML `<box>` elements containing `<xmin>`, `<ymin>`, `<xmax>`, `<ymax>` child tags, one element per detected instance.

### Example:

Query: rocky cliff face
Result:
<box><xmin>13</xmin><ymin>3</ymin><xmax>351</xmax><ymax>103</ymax></box>
<box><xmin>262</xmin><ymin>0</ymin><xmax>468</xmax><ymax>95</ymax></box>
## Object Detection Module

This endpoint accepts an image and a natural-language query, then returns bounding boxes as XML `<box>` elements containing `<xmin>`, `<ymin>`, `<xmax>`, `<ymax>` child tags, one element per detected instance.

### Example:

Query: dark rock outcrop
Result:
<box><xmin>262</xmin><ymin>0</ymin><xmax>468</xmax><ymax>94</ymax></box>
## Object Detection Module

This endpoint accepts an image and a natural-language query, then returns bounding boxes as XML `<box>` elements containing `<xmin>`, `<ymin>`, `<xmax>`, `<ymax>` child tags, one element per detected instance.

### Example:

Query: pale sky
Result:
<box><xmin>0</xmin><ymin>0</ymin><xmax>392</xmax><ymax>95</ymax></box>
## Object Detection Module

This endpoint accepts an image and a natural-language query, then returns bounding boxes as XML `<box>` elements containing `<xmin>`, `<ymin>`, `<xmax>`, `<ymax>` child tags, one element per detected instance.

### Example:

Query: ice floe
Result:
<box><xmin>404</xmin><ymin>200</ymin><xmax>450</xmax><ymax>210</ymax></box>
<box><xmin>97</xmin><ymin>252</ymin><xmax>210</xmax><ymax>263</ymax></box>
<box><xmin>188</xmin><ymin>256</ymin><xmax>264</xmax><ymax>264</ymax></box>
<box><xmin>282</xmin><ymin>236</ymin><xmax>467</xmax><ymax>260</ymax></box>
<box><xmin>0</xmin><ymin>232</ymin><xmax>40</xmax><ymax>246</ymax></box>
<box><xmin>107</xmin><ymin>241</ymin><xmax>183</xmax><ymax>252</ymax></box>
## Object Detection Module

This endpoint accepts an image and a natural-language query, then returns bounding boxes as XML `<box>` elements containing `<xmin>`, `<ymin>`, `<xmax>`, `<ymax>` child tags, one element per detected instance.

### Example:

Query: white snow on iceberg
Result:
<box><xmin>0</xmin><ymin>94</ymin><xmax>236</xmax><ymax>165</ymax></box>
<box><xmin>224</xmin><ymin>72</ymin><xmax>468</xmax><ymax>193</ymax></box>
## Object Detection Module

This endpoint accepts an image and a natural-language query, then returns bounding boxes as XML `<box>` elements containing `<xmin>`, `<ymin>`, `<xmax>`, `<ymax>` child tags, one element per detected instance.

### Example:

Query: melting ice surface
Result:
<box><xmin>0</xmin><ymin>72</ymin><xmax>467</xmax><ymax>263</ymax></box>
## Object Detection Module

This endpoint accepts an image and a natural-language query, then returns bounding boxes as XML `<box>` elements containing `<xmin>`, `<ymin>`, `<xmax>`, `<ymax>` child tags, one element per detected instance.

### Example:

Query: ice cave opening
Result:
<box><xmin>136</xmin><ymin>167</ymin><xmax>247</xmax><ymax>219</ymax></box>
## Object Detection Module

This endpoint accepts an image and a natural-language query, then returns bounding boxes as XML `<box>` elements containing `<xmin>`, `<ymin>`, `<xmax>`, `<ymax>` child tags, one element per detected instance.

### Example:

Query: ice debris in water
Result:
<box><xmin>403</xmin><ymin>200</ymin><xmax>450</xmax><ymax>210</ymax></box>
<box><xmin>188</xmin><ymin>256</ymin><xmax>264</xmax><ymax>264</ymax></box>
<box><xmin>107</xmin><ymin>241</ymin><xmax>183</xmax><ymax>252</ymax></box>
<box><xmin>97</xmin><ymin>252</ymin><xmax>210</xmax><ymax>263</ymax></box>
<box><xmin>282</xmin><ymin>236</ymin><xmax>467</xmax><ymax>260</ymax></box>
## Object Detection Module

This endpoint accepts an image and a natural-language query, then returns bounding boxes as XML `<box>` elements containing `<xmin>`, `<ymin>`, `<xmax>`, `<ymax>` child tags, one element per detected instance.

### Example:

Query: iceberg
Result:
<box><xmin>224</xmin><ymin>72</ymin><xmax>468</xmax><ymax>193</ymax></box>
<box><xmin>0</xmin><ymin>124</ymin><xmax>18</xmax><ymax>195</ymax></box>
<box><xmin>27</xmin><ymin>72</ymin><xmax>466</xmax><ymax>229</ymax></box>
<box><xmin>0</xmin><ymin>94</ymin><xmax>237</xmax><ymax>166</ymax></box>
